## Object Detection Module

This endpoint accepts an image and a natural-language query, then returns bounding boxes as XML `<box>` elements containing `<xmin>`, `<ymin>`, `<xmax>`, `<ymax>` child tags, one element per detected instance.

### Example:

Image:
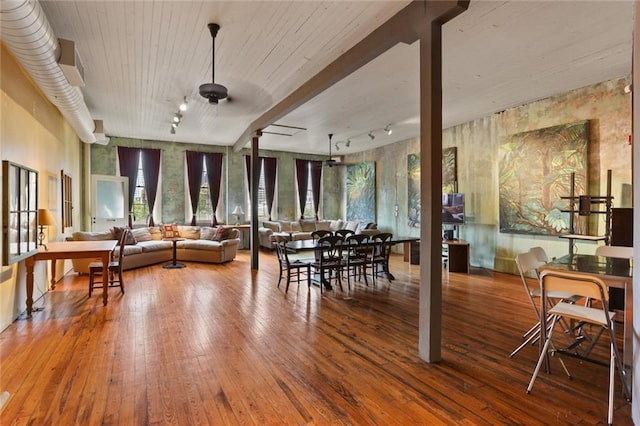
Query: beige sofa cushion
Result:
<box><xmin>329</xmin><ymin>220</ymin><xmax>344</xmax><ymax>231</ymax></box>
<box><xmin>262</xmin><ymin>221</ymin><xmax>281</xmax><ymax>232</ymax></box>
<box><xmin>199</xmin><ymin>226</ymin><xmax>217</xmax><ymax>240</ymax></box>
<box><xmin>315</xmin><ymin>220</ymin><xmax>331</xmax><ymax>231</ymax></box>
<box><xmin>149</xmin><ymin>226</ymin><xmax>163</xmax><ymax>240</ymax></box>
<box><xmin>299</xmin><ymin>219</ymin><xmax>316</xmax><ymax>232</ymax></box>
<box><xmin>290</xmin><ymin>221</ymin><xmax>302</xmax><ymax>232</ymax></box>
<box><xmin>278</xmin><ymin>220</ymin><xmax>293</xmax><ymax>232</ymax></box>
<box><xmin>71</xmin><ymin>230</ymin><xmax>113</xmax><ymax>241</ymax></box>
<box><xmin>344</xmin><ymin>221</ymin><xmax>360</xmax><ymax>232</ymax></box>
<box><xmin>177</xmin><ymin>240</ymin><xmax>223</xmax><ymax>250</ymax></box>
<box><xmin>138</xmin><ymin>240</ymin><xmax>172</xmax><ymax>252</ymax></box>
<box><xmin>179</xmin><ymin>225</ymin><xmax>201</xmax><ymax>240</ymax></box>
<box><xmin>131</xmin><ymin>227</ymin><xmax>153</xmax><ymax>242</ymax></box>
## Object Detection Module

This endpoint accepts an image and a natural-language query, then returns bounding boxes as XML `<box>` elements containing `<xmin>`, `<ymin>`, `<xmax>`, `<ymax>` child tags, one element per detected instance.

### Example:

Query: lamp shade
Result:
<box><xmin>232</xmin><ymin>205</ymin><xmax>244</xmax><ymax>215</ymax></box>
<box><xmin>38</xmin><ymin>208</ymin><xmax>56</xmax><ymax>226</ymax></box>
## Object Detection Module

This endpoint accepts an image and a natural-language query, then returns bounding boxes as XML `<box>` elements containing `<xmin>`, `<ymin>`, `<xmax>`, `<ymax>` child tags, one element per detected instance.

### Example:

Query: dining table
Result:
<box><xmin>539</xmin><ymin>253</ymin><xmax>633</xmax><ymax>386</ymax></box>
<box><xmin>24</xmin><ymin>240</ymin><xmax>118</xmax><ymax>317</ymax></box>
<box><xmin>286</xmin><ymin>236</ymin><xmax>419</xmax><ymax>289</ymax></box>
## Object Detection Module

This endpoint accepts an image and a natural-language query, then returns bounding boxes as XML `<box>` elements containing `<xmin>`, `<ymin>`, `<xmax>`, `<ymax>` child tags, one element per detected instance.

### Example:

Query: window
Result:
<box><xmin>256</xmin><ymin>166</ymin><xmax>269</xmax><ymax>220</ymax></box>
<box><xmin>302</xmin><ymin>163</ymin><xmax>314</xmax><ymax>217</ymax></box>
<box><xmin>297</xmin><ymin>162</ymin><xmax>317</xmax><ymax>218</ymax></box>
<box><xmin>61</xmin><ymin>170</ymin><xmax>73</xmax><ymax>229</ymax></box>
<box><xmin>131</xmin><ymin>152</ymin><xmax>149</xmax><ymax>225</ymax></box>
<box><xmin>196</xmin><ymin>160</ymin><xmax>213</xmax><ymax>222</ymax></box>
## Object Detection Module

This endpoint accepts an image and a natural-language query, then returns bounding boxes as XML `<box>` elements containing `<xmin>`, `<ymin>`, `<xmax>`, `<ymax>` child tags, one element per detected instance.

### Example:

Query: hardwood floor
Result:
<box><xmin>0</xmin><ymin>251</ymin><xmax>632</xmax><ymax>425</ymax></box>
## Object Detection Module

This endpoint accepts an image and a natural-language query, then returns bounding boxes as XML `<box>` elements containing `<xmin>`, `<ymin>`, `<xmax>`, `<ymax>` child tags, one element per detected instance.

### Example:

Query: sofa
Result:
<box><xmin>258</xmin><ymin>219</ymin><xmax>379</xmax><ymax>249</ymax></box>
<box><xmin>67</xmin><ymin>225</ymin><xmax>240</xmax><ymax>274</ymax></box>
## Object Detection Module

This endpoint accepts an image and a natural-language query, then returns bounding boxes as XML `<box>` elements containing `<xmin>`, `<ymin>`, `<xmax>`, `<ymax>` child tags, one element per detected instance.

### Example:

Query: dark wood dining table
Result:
<box><xmin>539</xmin><ymin>253</ymin><xmax>633</xmax><ymax>386</ymax></box>
<box><xmin>286</xmin><ymin>236</ymin><xmax>419</xmax><ymax>289</ymax></box>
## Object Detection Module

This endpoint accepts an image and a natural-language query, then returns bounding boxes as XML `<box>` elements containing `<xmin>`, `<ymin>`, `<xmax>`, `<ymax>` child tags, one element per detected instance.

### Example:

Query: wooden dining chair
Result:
<box><xmin>312</xmin><ymin>235</ymin><xmax>344</xmax><ymax>292</ymax></box>
<box><xmin>88</xmin><ymin>229</ymin><xmax>128</xmax><ymax>297</ymax></box>
<box><xmin>527</xmin><ymin>269</ymin><xmax>630</xmax><ymax>425</ymax></box>
<box><xmin>334</xmin><ymin>229</ymin><xmax>354</xmax><ymax>240</ymax></box>
<box><xmin>368</xmin><ymin>233</ymin><xmax>392</xmax><ymax>284</ymax></box>
<box><xmin>343</xmin><ymin>234</ymin><xmax>370</xmax><ymax>289</ymax></box>
<box><xmin>273</xmin><ymin>235</ymin><xmax>311</xmax><ymax>293</ymax></box>
<box><xmin>311</xmin><ymin>230</ymin><xmax>332</xmax><ymax>240</ymax></box>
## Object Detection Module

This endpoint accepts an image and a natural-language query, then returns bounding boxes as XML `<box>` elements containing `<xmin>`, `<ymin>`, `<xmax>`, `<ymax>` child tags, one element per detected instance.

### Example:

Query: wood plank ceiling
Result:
<box><xmin>36</xmin><ymin>1</ymin><xmax>632</xmax><ymax>155</ymax></box>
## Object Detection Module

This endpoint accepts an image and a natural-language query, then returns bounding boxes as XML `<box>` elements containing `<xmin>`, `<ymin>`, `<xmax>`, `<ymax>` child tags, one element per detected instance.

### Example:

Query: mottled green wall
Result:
<box><xmin>344</xmin><ymin>77</ymin><xmax>632</xmax><ymax>273</ymax></box>
<box><xmin>90</xmin><ymin>138</ymin><xmax>332</xmax><ymax>223</ymax></box>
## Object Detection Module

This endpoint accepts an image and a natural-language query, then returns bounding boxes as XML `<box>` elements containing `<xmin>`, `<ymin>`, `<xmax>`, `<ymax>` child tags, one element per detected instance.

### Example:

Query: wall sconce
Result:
<box><xmin>232</xmin><ymin>205</ymin><xmax>245</xmax><ymax>225</ymax></box>
<box><xmin>37</xmin><ymin>208</ymin><xmax>55</xmax><ymax>249</ymax></box>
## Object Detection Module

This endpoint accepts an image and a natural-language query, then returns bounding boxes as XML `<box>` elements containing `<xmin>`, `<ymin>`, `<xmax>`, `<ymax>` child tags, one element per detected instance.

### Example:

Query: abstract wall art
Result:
<box><xmin>499</xmin><ymin>120</ymin><xmax>589</xmax><ymax>235</ymax></box>
<box><xmin>346</xmin><ymin>161</ymin><xmax>376</xmax><ymax>225</ymax></box>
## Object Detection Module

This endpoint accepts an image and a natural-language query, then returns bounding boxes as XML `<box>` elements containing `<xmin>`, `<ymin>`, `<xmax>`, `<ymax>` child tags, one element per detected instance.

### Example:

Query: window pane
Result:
<box><xmin>131</xmin><ymin>153</ymin><xmax>149</xmax><ymax>224</ymax></box>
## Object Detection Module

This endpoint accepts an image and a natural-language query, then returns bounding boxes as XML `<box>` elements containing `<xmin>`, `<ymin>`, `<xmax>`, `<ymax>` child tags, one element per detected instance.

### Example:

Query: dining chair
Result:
<box><xmin>311</xmin><ymin>230</ymin><xmax>332</xmax><ymax>240</ymax></box>
<box><xmin>273</xmin><ymin>235</ymin><xmax>311</xmax><ymax>293</ymax></box>
<box><xmin>334</xmin><ymin>229</ymin><xmax>354</xmax><ymax>240</ymax></box>
<box><xmin>595</xmin><ymin>245</ymin><xmax>632</xmax><ymax>314</ymax></box>
<box><xmin>510</xmin><ymin>251</ymin><xmax>580</xmax><ymax>358</ymax></box>
<box><xmin>368</xmin><ymin>233</ymin><xmax>393</xmax><ymax>284</ymax></box>
<box><xmin>312</xmin><ymin>235</ymin><xmax>344</xmax><ymax>292</ymax></box>
<box><xmin>343</xmin><ymin>234</ymin><xmax>370</xmax><ymax>289</ymax></box>
<box><xmin>527</xmin><ymin>269</ymin><xmax>630</xmax><ymax>425</ymax></box>
<box><xmin>529</xmin><ymin>246</ymin><xmax>549</xmax><ymax>263</ymax></box>
<box><xmin>88</xmin><ymin>228</ymin><xmax>128</xmax><ymax>297</ymax></box>
<box><xmin>595</xmin><ymin>245</ymin><xmax>633</xmax><ymax>259</ymax></box>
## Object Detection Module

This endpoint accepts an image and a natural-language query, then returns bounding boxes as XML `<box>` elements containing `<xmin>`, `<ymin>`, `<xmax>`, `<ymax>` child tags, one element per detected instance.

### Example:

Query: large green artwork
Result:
<box><xmin>407</xmin><ymin>147</ymin><xmax>457</xmax><ymax>228</ymax></box>
<box><xmin>346</xmin><ymin>162</ymin><xmax>375</xmax><ymax>224</ymax></box>
<box><xmin>499</xmin><ymin>121</ymin><xmax>589</xmax><ymax>235</ymax></box>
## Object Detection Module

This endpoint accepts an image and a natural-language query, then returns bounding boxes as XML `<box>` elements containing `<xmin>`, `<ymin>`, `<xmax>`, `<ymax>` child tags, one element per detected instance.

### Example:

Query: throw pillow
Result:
<box><xmin>162</xmin><ymin>223</ymin><xmax>178</xmax><ymax>238</ymax></box>
<box><xmin>179</xmin><ymin>226</ymin><xmax>200</xmax><ymax>240</ymax></box>
<box><xmin>110</xmin><ymin>226</ymin><xmax>137</xmax><ymax>245</ymax></box>
<box><xmin>212</xmin><ymin>226</ymin><xmax>227</xmax><ymax>242</ymax></box>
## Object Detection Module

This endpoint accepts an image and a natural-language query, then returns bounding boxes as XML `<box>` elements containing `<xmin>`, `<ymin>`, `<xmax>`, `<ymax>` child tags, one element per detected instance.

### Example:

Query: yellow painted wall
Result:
<box><xmin>0</xmin><ymin>45</ymin><xmax>83</xmax><ymax>331</ymax></box>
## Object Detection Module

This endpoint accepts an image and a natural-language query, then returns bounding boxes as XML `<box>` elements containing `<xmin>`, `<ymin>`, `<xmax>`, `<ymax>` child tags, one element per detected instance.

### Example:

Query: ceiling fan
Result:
<box><xmin>199</xmin><ymin>23</ymin><xmax>228</xmax><ymax>104</ymax></box>
<box><xmin>324</xmin><ymin>134</ymin><xmax>354</xmax><ymax>168</ymax></box>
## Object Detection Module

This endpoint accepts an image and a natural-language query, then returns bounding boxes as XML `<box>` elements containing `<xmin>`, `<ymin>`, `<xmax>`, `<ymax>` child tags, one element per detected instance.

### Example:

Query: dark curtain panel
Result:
<box><xmin>263</xmin><ymin>157</ymin><xmax>277</xmax><ymax>220</ymax></box>
<box><xmin>310</xmin><ymin>160</ymin><xmax>323</xmax><ymax>220</ymax></box>
<box><xmin>117</xmin><ymin>146</ymin><xmax>141</xmax><ymax>228</ymax></box>
<box><xmin>141</xmin><ymin>148</ymin><xmax>161</xmax><ymax>226</ymax></box>
<box><xmin>244</xmin><ymin>155</ymin><xmax>251</xmax><ymax>197</ymax></box>
<box><xmin>185</xmin><ymin>151</ymin><xmax>204</xmax><ymax>225</ymax></box>
<box><xmin>204</xmin><ymin>152</ymin><xmax>223</xmax><ymax>226</ymax></box>
<box><xmin>295</xmin><ymin>159</ymin><xmax>309</xmax><ymax>219</ymax></box>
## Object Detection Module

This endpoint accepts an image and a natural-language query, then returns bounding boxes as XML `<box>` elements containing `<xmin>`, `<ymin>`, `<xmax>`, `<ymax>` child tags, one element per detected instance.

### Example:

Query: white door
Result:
<box><xmin>91</xmin><ymin>175</ymin><xmax>128</xmax><ymax>231</ymax></box>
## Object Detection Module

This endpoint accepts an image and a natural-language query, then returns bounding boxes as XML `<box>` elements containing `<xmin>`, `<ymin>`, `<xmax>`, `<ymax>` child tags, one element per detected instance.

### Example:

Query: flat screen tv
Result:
<box><xmin>442</xmin><ymin>193</ymin><xmax>464</xmax><ymax>225</ymax></box>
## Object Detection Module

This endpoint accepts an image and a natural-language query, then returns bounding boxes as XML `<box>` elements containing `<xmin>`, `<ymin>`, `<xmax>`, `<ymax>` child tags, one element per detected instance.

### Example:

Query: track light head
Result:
<box><xmin>179</xmin><ymin>97</ymin><xmax>188</xmax><ymax>111</ymax></box>
<box><xmin>368</xmin><ymin>132</ymin><xmax>375</xmax><ymax>140</ymax></box>
<box><xmin>335</xmin><ymin>143</ymin><xmax>340</xmax><ymax>151</ymax></box>
<box><xmin>346</xmin><ymin>139</ymin><xmax>351</xmax><ymax>147</ymax></box>
<box><xmin>170</xmin><ymin>127</ymin><xmax>176</xmax><ymax>134</ymax></box>
<box><xmin>385</xmin><ymin>124</ymin><xmax>392</xmax><ymax>135</ymax></box>
<box><xmin>173</xmin><ymin>112</ymin><xmax>182</xmax><ymax>123</ymax></box>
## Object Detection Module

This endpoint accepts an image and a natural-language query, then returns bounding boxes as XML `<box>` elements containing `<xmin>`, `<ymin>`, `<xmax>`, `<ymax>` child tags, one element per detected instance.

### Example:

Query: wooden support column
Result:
<box><xmin>418</xmin><ymin>19</ymin><xmax>444</xmax><ymax>363</ymax></box>
<box><xmin>250</xmin><ymin>132</ymin><xmax>261</xmax><ymax>270</ymax></box>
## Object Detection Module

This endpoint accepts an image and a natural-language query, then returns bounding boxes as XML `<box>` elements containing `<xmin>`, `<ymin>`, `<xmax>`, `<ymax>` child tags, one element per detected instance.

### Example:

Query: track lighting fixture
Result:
<box><xmin>173</xmin><ymin>112</ymin><xmax>182</xmax><ymax>123</ymax></box>
<box><xmin>335</xmin><ymin>143</ymin><xmax>340</xmax><ymax>151</ymax></box>
<box><xmin>384</xmin><ymin>124</ymin><xmax>392</xmax><ymax>135</ymax></box>
<box><xmin>179</xmin><ymin>96</ymin><xmax>188</xmax><ymax>111</ymax></box>
<box><xmin>346</xmin><ymin>139</ymin><xmax>351</xmax><ymax>147</ymax></box>
<box><xmin>171</xmin><ymin>122</ymin><xmax>178</xmax><ymax>129</ymax></box>
<box><xmin>368</xmin><ymin>132</ymin><xmax>375</xmax><ymax>140</ymax></box>
<box><xmin>170</xmin><ymin>127</ymin><xmax>176</xmax><ymax>134</ymax></box>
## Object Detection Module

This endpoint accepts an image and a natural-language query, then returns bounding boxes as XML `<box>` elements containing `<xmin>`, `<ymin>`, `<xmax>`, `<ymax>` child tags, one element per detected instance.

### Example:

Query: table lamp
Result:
<box><xmin>232</xmin><ymin>205</ymin><xmax>244</xmax><ymax>225</ymax></box>
<box><xmin>37</xmin><ymin>208</ymin><xmax>55</xmax><ymax>249</ymax></box>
